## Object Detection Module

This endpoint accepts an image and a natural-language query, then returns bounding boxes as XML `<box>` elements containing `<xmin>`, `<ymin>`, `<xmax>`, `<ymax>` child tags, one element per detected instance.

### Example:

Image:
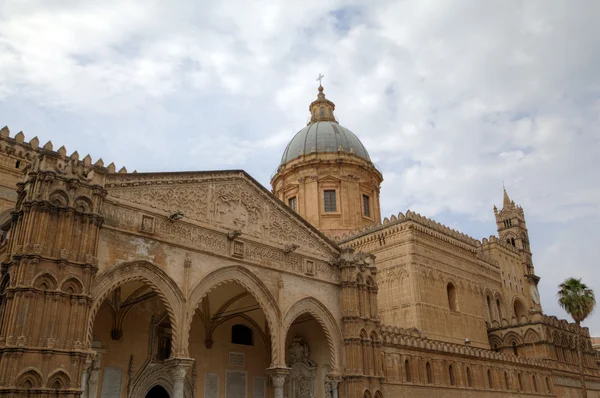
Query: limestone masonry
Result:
<box><xmin>0</xmin><ymin>86</ymin><xmax>598</xmax><ymax>397</ymax></box>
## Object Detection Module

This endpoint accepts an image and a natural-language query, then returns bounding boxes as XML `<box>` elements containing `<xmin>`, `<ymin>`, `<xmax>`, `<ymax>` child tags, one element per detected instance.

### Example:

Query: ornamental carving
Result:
<box><xmin>105</xmin><ymin>173</ymin><xmax>336</xmax><ymax>259</ymax></box>
<box><xmin>287</xmin><ymin>336</ymin><xmax>317</xmax><ymax>398</ymax></box>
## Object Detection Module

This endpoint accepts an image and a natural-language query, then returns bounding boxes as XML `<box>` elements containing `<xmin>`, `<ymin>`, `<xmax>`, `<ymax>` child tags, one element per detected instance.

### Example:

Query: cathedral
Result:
<box><xmin>0</xmin><ymin>85</ymin><xmax>598</xmax><ymax>398</ymax></box>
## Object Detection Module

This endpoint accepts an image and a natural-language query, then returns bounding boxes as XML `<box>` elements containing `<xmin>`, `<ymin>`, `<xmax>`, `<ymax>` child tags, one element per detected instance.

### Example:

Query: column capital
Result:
<box><xmin>166</xmin><ymin>357</ymin><xmax>195</xmax><ymax>381</ymax></box>
<box><xmin>266</xmin><ymin>366</ymin><xmax>290</xmax><ymax>386</ymax></box>
<box><xmin>166</xmin><ymin>357</ymin><xmax>195</xmax><ymax>368</ymax></box>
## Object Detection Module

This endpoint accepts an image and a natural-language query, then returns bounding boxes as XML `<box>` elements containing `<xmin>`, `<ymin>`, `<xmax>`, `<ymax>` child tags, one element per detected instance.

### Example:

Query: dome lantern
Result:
<box><xmin>308</xmin><ymin>85</ymin><xmax>337</xmax><ymax>124</ymax></box>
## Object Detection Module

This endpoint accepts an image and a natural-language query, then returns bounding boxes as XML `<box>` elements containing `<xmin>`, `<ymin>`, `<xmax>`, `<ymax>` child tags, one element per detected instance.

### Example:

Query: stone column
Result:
<box><xmin>266</xmin><ymin>367</ymin><xmax>290</xmax><ymax>398</ymax></box>
<box><xmin>167</xmin><ymin>358</ymin><xmax>194</xmax><ymax>398</ymax></box>
<box><xmin>172</xmin><ymin>366</ymin><xmax>187</xmax><ymax>398</ymax></box>
<box><xmin>80</xmin><ymin>358</ymin><xmax>92</xmax><ymax>398</ymax></box>
<box><xmin>87</xmin><ymin>348</ymin><xmax>104</xmax><ymax>398</ymax></box>
<box><xmin>325</xmin><ymin>376</ymin><xmax>341</xmax><ymax>398</ymax></box>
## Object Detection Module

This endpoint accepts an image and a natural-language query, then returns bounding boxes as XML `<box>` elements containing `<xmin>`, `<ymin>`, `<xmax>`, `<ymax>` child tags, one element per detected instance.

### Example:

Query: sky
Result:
<box><xmin>1</xmin><ymin>0</ymin><xmax>599</xmax><ymax>334</ymax></box>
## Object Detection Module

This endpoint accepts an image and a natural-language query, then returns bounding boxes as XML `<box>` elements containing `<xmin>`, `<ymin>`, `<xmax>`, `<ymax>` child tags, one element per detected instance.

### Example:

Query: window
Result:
<box><xmin>405</xmin><ymin>359</ymin><xmax>411</xmax><ymax>382</ymax></box>
<box><xmin>466</xmin><ymin>367</ymin><xmax>472</xmax><ymax>387</ymax></box>
<box><xmin>488</xmin><ymin>369</ymin><xmax>493</xmax><ymax>389</ymax></box>
<box><xmin>232</xmin><ymin>324</ymin><xmax>253</xmax><ymax>346</ymax></box>
<box><xmin>323</xmin><ymin>190</ymin><xmax>337</xmax><ymax>212</ymax></box>
<box><xmin>487</xmin><ymin>296</ymin><xmax>493</xmax><ymax>321</ymax></box>
<box><xmin>15</xmin><ymin>160</ymin><xmax>21</xmax><ymax>169</ymax></box>
<box><xmin>426</xmin><ymin>362</ymin><xmax>432</xmax><ymax>384</ymax></box>
<box><xmin>447</xmin><ymin>283</ymin><xmax>457</xmax><ymax>311</ymax></box>
<box><xmin>288</xmin><ymin>196</ymin><xmax>297</xmax><ymax>212</ymax></box>
<box><xmin>512</xmin><ymin>342</ymin><xmax>518</xmax><ymax>356</ymax></box>
<box><xmin>449</xmin><ymin>365</ymin><xmax>454</xmax><ymax>386</ymax></box>
<box><xmin>532</xmin><ymin>376</ymin><xmax>537</xmax><ymax>392</ymax></box>
<box><xmin>511</xmin><ymin>237</ymin><xmax>515</xmax><ymax>246</ymax></box>
<box><xmin>518</xmin><ymin>374</ymin><xmax>523</xmax><ymax>391</ymax></box>
<box><xmin>504</xmin><ymin>372</ymin><xmax>509</xmax><ymax>390</ymax></box>
<box><xmin>545</xmin><ymin>377</ymin><xmax>551</xmax><ymax>393</ymax></box>
<box><xmin>496</xmin><ymin>299</ymin><xmax>502</xmax><ymax>320</ymax></box>
<box><xmin>320</xmin><ymin>106</ymin><xmax>325</xmax><ymax>117</ymax></box>
<box><xmin>362</xmin><ymin>194</ymin><xmax>370</xmax><ymax>217</ymax></box>
<box><xmin>158</xmin><ymin>335</ymin><xmax>171</xmax><ymax>361</ymax></box>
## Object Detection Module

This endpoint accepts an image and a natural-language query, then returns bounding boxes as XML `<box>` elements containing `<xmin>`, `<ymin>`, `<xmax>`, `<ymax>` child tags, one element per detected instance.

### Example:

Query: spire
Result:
<box><xmin>308</xmin><ymin>76</ymin><xmax>337</xmax><ymax>125</ymax></box>
<box><xmin>503</xmin><ymin>186</ymin><xmax>511</xmax><ymax>208</ymax></box>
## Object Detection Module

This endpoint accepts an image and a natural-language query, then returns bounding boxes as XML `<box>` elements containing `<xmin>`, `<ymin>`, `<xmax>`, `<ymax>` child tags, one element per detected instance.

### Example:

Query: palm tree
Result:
<box><xmin>557</xmin><ymin>278</ymin><xmax>596</xmax><ymax>398</ymax></box>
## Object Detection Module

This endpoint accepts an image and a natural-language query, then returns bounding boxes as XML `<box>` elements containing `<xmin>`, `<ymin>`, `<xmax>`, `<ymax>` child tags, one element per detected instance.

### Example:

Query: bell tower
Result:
<box><xmin>494</xmin><ymin>188</ymin><xmax>542</xmax><ymax>312</ymax></box>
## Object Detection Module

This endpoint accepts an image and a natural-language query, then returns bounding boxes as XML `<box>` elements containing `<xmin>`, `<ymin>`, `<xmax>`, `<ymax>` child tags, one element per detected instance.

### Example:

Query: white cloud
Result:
<box><xmin>1</xmin><ymin>0</ymin><xmax>599</xmax><ymax>333</ymax></box>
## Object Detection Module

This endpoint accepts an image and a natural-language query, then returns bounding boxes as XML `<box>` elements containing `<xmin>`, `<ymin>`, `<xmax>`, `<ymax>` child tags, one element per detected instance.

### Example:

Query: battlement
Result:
<box><xmin>0</xmin><ymin>126</ymin><xmax>131</xmax><ymax>175</ymax></box>
<box><xmin>338</xmin><ymin>210</ymin><xmax>481</xmax><ymax>247</ymax></box>
<box><xmin>379</xmin><ymin>324</ymin><xmax>550</xmax><ymax>368</ymax></box>
<box><xmin>480</xmin><ymin>234</ymin><xmax>522</xmax><ymax>256</ymax></box>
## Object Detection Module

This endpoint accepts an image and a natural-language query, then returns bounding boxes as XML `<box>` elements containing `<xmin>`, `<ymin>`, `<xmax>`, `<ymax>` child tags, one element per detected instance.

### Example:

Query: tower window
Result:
<box><xmin>426</xmin><ymin>362</ymin><xmax>432</xmax><ymax>384</ymax></box>
<box><xmin>323</xmin><ymin>190</ymin><xmax>337</xmax><ymax>212</ymax></box>
<box><xmin>15</xmin><ymin>160</ymin><xmax>21</xmax><ymax>169</ymax></box>
<box><xmin>232</xmin><ymin>324</ymin><xmax>253</xmax><ymax>346</ymax></box>
<box><xmin>362</xmin><ymin>194</ymin><xmax>370</xmax><ymax>217</ymax></box>
<box><xmin>449</xmin><ymin>364</ymin><xmax>454</xmax><ymax>385</ymax></box>
<box><xmin>447</xmin><ymin>282</ymin><xmax>458</xmax><ymax>311</ymax></box>
<box><xmin>405</xmin><ymin>359</ymin><xmax>411</xmax><ymax>382</ymax></box>
<box><xmin>467</xmin><ymin>367</ymin><xmax>472</xmax><ymax>387</ymax></box>
<box><xmin>511</xmin><ymin>238</ymin><xmax>515</xmax><ymax>247</ymax></box>
<box><xmin>288</xmin><ymin>196</ymin><xmax>297</xmax><ymax>212</ymax></box>
<box><xmin>488</xmin><ymin>369</ymin><xmax>494</xmax><ymax>389</ymax></box>
<box><xmin>320</xmin><ymin>106</ymin><xmax>325</xmax><ymax>118</ymax></box>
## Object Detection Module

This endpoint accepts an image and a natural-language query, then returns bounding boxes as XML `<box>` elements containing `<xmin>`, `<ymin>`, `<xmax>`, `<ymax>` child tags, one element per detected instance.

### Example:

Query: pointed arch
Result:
<box><xmin>282</xmin><ymin>296</ymin><xmax>343</xmax><ymax>371</ymax></box>
<box><xmin>186</xmin><ymin>265</ymin><xmax>281</xmax><ymax>365</ymax></box>
<box><xmin>87</xmin><ymin>260</ymin><xmax>184</xmax><ymax>356</ymax></box>
<box><xmin>32</xmin><ymin>272</ymin><xmax>58</xmax><ymax>290</ymax></box>
<box><xmin>503</xmin><ymin>331</ymin><xmax>523</xmax><ymax>346</ymax></box>
<box><xmin>524</xmin><ymin>329</ymin><xmax>540</xmax><ymax>344</ymax></box>
<box><xmin>16</xmin><ymin>368</ymin><xmax>42</xmax><ymax>388</ymax></box>
<box><xmin>513</xmin><ymin>297</ymin><xmax>527</xmax><ymax>319</ymax></box>
<box><xmin>46</xmin><ymin>369</ymin><xmax>70</xmax><ymax>388</ymax></box>
<box><xmin>60</xmin><ymin>276</ymin><xmax>84</xmax><ymax>294</ymax></box>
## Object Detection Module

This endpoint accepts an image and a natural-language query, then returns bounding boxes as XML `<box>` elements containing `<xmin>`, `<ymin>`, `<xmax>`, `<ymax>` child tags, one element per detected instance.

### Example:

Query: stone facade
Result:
<box><xmin>0</xmin><ymin>86</ymin><xmax>598</xmax><ymax>398</ymax></box>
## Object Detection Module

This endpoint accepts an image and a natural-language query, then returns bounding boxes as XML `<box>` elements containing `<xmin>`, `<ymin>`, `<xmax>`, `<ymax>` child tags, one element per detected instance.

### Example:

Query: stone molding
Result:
<box><xmin>282</xmin><ymin>297</ymin><xmax>344</xmax><ymax>372</ymax></box>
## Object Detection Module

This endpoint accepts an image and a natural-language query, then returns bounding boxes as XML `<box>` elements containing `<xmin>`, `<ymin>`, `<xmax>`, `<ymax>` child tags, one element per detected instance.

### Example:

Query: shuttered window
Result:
<box><xmin>324</xmin><ymin>190</ymin><xmax>337</xmax><ymax>212</ymax></box>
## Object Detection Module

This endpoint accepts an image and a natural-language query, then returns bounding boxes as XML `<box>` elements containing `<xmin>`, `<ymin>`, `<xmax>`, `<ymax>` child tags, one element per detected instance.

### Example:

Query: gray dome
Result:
<box><xmin>280</xmin><ymin>121</ymin><xmax>371</xmax><ymax>165</ymax></box>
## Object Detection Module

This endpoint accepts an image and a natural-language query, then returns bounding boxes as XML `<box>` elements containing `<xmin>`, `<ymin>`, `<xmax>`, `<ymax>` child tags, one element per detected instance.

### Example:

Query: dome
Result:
<box><xmin>280</xmin><ymin>121</ymin><xmax>371</xmax><ymax>165</ymax></box>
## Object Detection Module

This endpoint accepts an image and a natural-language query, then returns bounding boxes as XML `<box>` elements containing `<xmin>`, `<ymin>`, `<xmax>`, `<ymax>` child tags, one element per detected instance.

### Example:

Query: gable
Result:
<box><xmin>104</xmin><ymin>170</ymin><xmax>339</xmax><ymax>259</ymax></box>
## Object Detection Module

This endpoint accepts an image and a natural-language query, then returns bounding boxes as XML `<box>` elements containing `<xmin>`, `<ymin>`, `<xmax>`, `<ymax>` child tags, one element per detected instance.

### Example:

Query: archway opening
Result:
<box><xmin>285</xmin><ymin>312</ymin><xmax>333</xmax><ymax>398</ymax></box>
<box><xmin>146</xmin><ymin>385</ymin><xmax>169</xmax><ymax>398</ymax></box>
<box><xmin>189</xmin><ymin>281</ymin><xmax>271</xmax><ymax>395</ymax></box>
<box><xmin>88</xmin><ymin>280</ymin><xmax>174</xmax><ymax>397</ymax></box>
<box><xmin>514</xmin><ymin>299</ymin><xmax>527</xmax><ymax>319</ymax></box>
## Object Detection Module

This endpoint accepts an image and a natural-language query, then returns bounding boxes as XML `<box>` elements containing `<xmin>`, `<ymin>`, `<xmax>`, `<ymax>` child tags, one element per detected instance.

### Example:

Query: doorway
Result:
<box><xmin>146</xmin><ymin>385</ymin><xmax>169</xmax><ymax>398</ymax></box>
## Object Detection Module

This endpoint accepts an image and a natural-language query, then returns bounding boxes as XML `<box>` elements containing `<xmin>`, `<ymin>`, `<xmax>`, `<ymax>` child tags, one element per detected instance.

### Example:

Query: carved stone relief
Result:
<box><xmin>101</xmin><ymin>203</ymin><xmax>338</xmax><ymax>283</ymax></box>
<box><xmin>105</xmin><ymin>174</ymin><xmax>336</xmax><ymax>259</ymax></box>
<box><xmin>287</xmin><ymin>336</ymin><xmax>317</xmax><ymax>398</ymax></box>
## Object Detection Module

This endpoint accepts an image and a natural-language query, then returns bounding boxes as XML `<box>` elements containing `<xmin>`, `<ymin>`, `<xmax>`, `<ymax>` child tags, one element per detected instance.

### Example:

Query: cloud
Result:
<box><xmin>1</xmin><ymin>0</ymin><xmax>599</xmax><ymax>333</ymax></box>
